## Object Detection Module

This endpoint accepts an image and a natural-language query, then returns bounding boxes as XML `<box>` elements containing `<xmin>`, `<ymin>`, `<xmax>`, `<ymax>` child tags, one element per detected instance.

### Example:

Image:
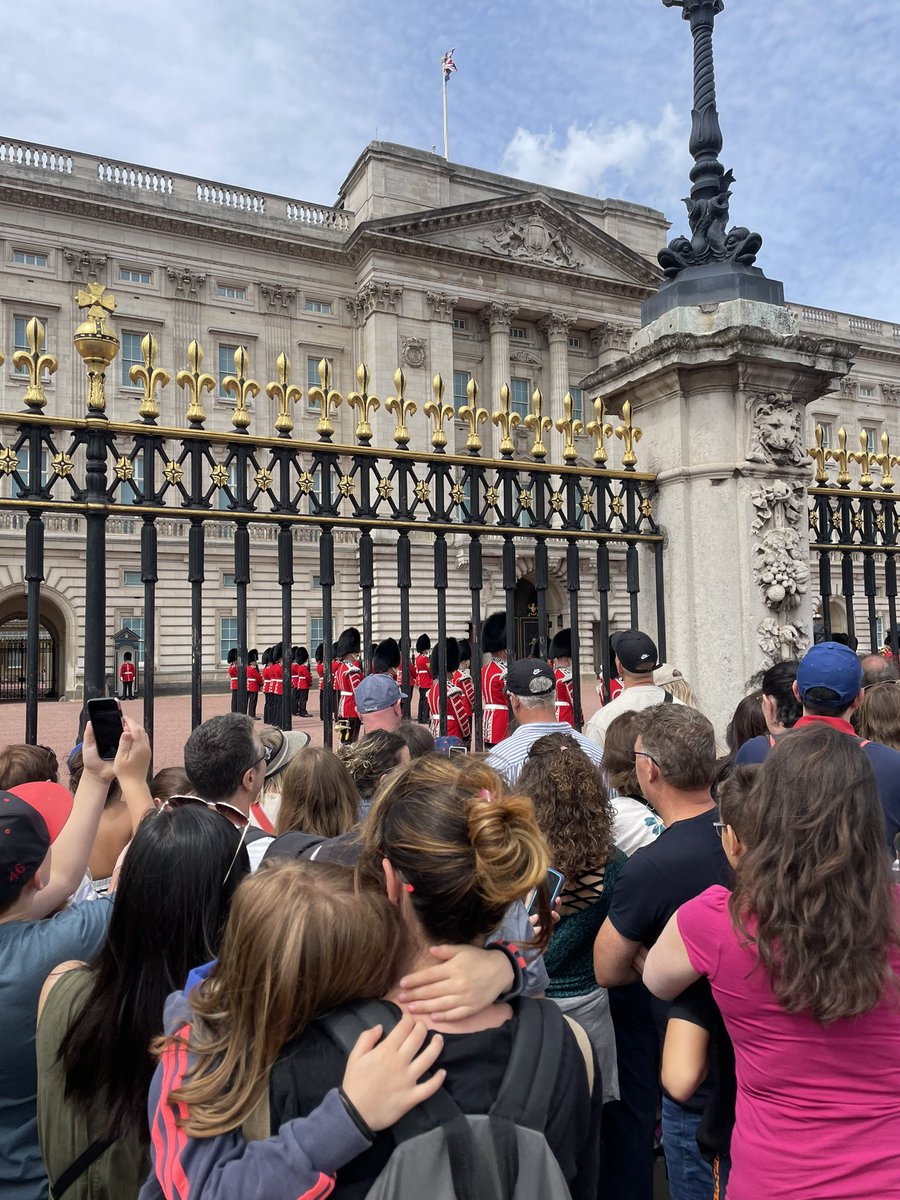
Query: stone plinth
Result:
<box><xmin>582</xmin><ymin>298</ymin><xmax>857</xmax><ymax>735</ymax></box>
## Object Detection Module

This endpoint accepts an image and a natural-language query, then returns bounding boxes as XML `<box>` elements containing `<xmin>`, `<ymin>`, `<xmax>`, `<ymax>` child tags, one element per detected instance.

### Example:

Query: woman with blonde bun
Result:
<box><xmin>269</xmin><ymin>755</ymin><xmax>602</xmax><ymax>1198</ymax></box>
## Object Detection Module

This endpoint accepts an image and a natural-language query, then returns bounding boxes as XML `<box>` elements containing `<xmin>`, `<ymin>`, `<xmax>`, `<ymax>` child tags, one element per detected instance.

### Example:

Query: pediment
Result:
<box><xmin>354</xmin><ymin>193</ymin><xmax>661</xmax><ymax>290</ymax></box>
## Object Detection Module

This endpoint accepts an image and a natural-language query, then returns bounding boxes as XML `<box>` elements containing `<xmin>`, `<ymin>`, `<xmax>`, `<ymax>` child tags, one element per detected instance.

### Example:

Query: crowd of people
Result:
<box><xmin>2</xmin><ymin>617</ymin><xmax>900</xmax><ymax>1200</ymax></box>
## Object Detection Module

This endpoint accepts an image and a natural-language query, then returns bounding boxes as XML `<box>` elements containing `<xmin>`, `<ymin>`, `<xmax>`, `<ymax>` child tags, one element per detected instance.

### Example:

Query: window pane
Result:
<box><xmin>453</xmin><ymin>370</ymin><xmax>470</xmax><ymax>410</ymax></box>
<box><xmin>307</xmin><ymin>357</ymin><xmax>332</xmax><ymax>409</ymax></box>
<box><xmin>452</xmin><ymin>316</ymin><xmax>468</xmax><ymax>331</ymax></box>
<box><xmin>121</xmin><ymin>615</ymin><xmax>145</xmax><ymax>666</ymax></box>
<box><xmin>304</xmin><ymin>299</ymin><xmax>332</xmax><ymax>314</ymax></box>
<box><xmin>120</xmin><ymin>268</ymin><xmax>151</xmax><ymax>284</ymax></box>
<box><xmin>510</xmin><ymin>378</ymin><xmax>530</xmax><ymax>418</ymax></box>
<box><xmin>122</xmin><ymin>453</ymin><xmax>145</xmax><ymax>503</ymax></box>
<box><xmin>13</xmin><ymin>316</ymin><xmax>51</xmax><ymax>376</ymax></box>
<box><xmin>218</xmin><ymin>344</ymin><xmax>238</xmax><ymax>396</ymax></box>
<box><xmin>217</xmin><ymin>285</ymin><xmax>246</xmax><ymax>300</ymax></box>
<box><xmin>14</xmin><ymin>250</ymin><xmax>47</xmax><ymax>267</ymax></box>
<box><xmin>569</xmin><ymin>386</ymin><xmax>584</xmax><ymax>424</ymax></box>
<box><xmin>511</xmin><ymin>327</ymin><xmax>527</xmax><ymax>340</ymax></box>
<box><xmin>310</xmin><ymin>616</ymin><xmax>324</xmax><ymax>649</ymax></box>
<box><xmin>121</xmin><ymin>331</ymin><xmax>145</xmax><ymax>387</ymax></box>
<box><xmin>123</xmin><ymin>570</ymin><xmax>142</xmax><ymax>588</ymax></box>
<box><xmin>220</xmin><ymin>617</ymin><xmax>238</xmax><ymax>663</ymax></box>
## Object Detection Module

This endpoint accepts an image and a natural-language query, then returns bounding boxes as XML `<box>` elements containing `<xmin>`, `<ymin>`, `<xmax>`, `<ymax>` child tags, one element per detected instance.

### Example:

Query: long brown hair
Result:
<box><xmin>730</xmin><ymin>725</ymin><xmax>900</xmax><ymax>1023</ymax></box>
<box><xmin>857</xmin><ymin>681</ymin><xmax>900</xmax><ymax>751</ymax></box>
<box><xmin>603</xmin><ymin>710</ymin><xmax>644</xmax><ymax>796</ymax></box>
<box><xmin>517</xmin><ymin>733</ymin><xmax>614</xmax><ymax>879</ymax></box>
<box><xmin>361</xmin><ymin>756</ymin><xmax>549</xmax><ymax>949</ymax></box>
<box><xmin>161</xmin><ymin>860</ymin><xmax>407</xmax><ymax>1135</ymax></box>
<box><xmin>275</xmin><ymin>747</ymin><xmax>359</xmax><ymax>837</ymax></box>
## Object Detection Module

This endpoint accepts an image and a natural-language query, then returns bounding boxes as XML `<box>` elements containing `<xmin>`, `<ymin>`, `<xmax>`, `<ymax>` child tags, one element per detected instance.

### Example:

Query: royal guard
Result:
<box><xmin>334</xmin><ymin>626</ymin><xmax>363</xmax><ymax>743</ymax></box>
<box><xmin>883</xmin><ymin>633</ymin><xmax>896</xmax><ymax>661</ymax></box>
<box><xmin>550</xmin><ymin>628</ymin><xmax>576</xmax><ymax>727</ymax></box>
<box><xmin>481</xmin><ymin>612</ymin><xmax>509</xmax><ymax>748</ymax></box>
<box><xmin>269</xmin><ymin>643</ymin><xmax>286</xmax><ymax>726</ymax></box>
<box><xmin>414</xmin><ymin>633</ymin><xmax>433</xmax><ymax>724</ymax></box>
<box><xmin>292</xmin><ymin>646</ymin><xmax>312</xmax><ymax>717</ymax></box>
<box><xmin>427</xmin><ymin>638</ymin><xmax>470</xmax><ymax>742</ymax></box>
<box><xmin>246</xmin><ymin>649</ymin><xmax>262</xmax><ymax>719</ymax></box>
<box><xmin>260</xmin><ymin>648</ymin><xmax>274</xmax><ymax>724</ymax></box>
<box><xmin>374</xmin><ymin>637</ymin><xmax>401</xmax><ymax>681</ymax></box>
<box><xmin>314</xmin><ymin>643</ymin><xmax>325</xmax><ymax>719</ymax></box>
<box><xmin>120</xmin><ymin>651</ymin><xmax>136</xmax><ymax>701</ymax></box>
<box><xmin>452</xmin><ymin>638</ymin><xmax>476</xmax><ymax>738</ymax></box>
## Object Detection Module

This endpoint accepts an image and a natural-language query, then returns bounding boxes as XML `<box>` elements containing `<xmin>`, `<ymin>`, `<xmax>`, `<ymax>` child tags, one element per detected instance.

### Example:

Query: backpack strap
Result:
<box><xmin>563</xmin><ymin>1015</ymin><xmax>595</xmax><ymax>1095</ymax></box>
<box><xmin>262</xmin><ymin>831</ymin><xmax>327</xmax><ymax>864</ymax></box>
<box><xmin>489</xmin><ymin>997</ymin><xmax>565</xmax><ymax>1132</ymax></box>
<box><xmin>50</xmin><ymin>1138</ymin><xmax>115</xmax><ymax>1200</ymax></box>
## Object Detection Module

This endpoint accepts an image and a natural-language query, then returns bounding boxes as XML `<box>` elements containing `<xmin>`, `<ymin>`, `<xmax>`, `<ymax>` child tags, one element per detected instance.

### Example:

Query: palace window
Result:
<box><xmin>453</xmin><ymin>370</ymin><xmax>471</xmax><ymax>410</ymax></box>
<box><xmin>452</xmin><ymin>316</ymin><xmax>468</xmax><ymax>331</ymax></box>
<box><xmin>120</xmin><ymin>268</ymin><xmax>151</xmax><ymax>285</ymax></box>
<box><xmin>123</xmin><ymin>570</ymin><xmax>142</xmax><ymax>588</ymax></box>
<box><xmin>216</xmin><ymin>285</ymin><xmax>246</xmax><ymax>301</ymax></box>
<box><xmin>13</xmin><ymin>316</ymin><xmax>52</xmax><ymax>377</ymax></box>
<box><xmin>304</xmin><ymin>299</ymin><xmax>332</xmax><ymax>315</ymax></box>
<box><xmin>14</xmin><ymin>446</ymin><xmax>49</xmax><ymax>496</ymax></box>
<box><xmin>121</xmin><ymin>331</ymin><xmax>147</xmax><ymax>388</ymax></box>
<box><xmin>307</xmin><ymin>356</ymin><xmax>334</xmax><ymax>410</ymax></box>
<box><xmin>217</xmin><ymin>460</ymin><xmax>239</xmax><ymax>509</ymax></box>
<box><xmin>863</xmin><ymin>425</ymin><xmax>880</xmax><ymax>450</ymax></box>
<box><xmin>816</xmin><ymin>420</ymin><xmax>833</xmax><ymax>449</ymax></box>
<box><xmin>511</xmin><ymin>327</ymin><xmax>527</xmax><ymax>340</ymax></box>
<box><xmin>218</xmin><ymin>344</ymin><xmax>239</xmax><ymax>396</ymax></box>
<box><xmin>120</xmin><ymin>614</ymin><xmax>145</xmax><ymax>666</ymax></box>
<box><xmin>568</xmin><ymin>335</ymin><xmax>582</xmax><ymax>350</ymax></box>
<box><xmin>13</xmin><ymin>250</ymin><xmax>47</xmax><ymax>267</ymax></box>
<box><xmin>310</xmin><ymin>616</ymin><xmax>324</xmax><ymax>649</ymax></box>
<box><xmin>860</xmin><ymin>386</ymin><xmax>875</xmax><ymax>398</ymax></box>
<box><xmin>122</xmin><ymin>453</ymin><xmax>145</xmax><ymax>504</ymax></box>
<box><xmin>569</xmin><ymin>386</ymin><xmax>585</xmax><ymax>424</ymax></box>
<box><xmin>219</xmin><ymin>617</ymin><xmax>238</xmax><ymax>664</ymax></box>
<box><xmin>510</xmin><ymin>377</ymin><xmax>530</xmax><ymax>418</ymax></box>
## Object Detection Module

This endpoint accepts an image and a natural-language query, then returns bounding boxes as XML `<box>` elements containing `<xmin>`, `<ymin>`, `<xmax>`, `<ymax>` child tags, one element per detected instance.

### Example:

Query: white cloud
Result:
<box><xmin>500</xmin><ymin>105</ymin><xmax>688</xmax><ymax>203</ymax></box>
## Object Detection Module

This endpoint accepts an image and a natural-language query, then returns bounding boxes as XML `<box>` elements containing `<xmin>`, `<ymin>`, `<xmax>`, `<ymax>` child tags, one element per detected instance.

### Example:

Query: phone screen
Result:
<box><xmin>526</xmin><ymin>867</ymin><xmax>566</xmax><ymax>915</ymax></box>
<box><xmin>86</xmin><ymin>698</ymin><xmax>124</xmax><ymax>761</ymax></box>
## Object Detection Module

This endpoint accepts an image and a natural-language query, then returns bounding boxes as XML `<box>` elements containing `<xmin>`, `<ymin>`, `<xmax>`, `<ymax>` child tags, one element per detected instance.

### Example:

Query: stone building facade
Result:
<box><xmin>0</xmin><ymin>137</ymin><xmax>898</xmax><ymax>696</ymax></box>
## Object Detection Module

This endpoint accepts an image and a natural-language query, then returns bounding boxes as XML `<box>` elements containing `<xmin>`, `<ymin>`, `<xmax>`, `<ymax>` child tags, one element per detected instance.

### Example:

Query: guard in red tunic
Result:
<box><xmin>120</xmin><ymin>651</ymin><xmax>136</xmax><ymax>701</ymax></box>
<box><xmin>292</xmin><ymin>646</ymin><xmax>312</xmax><ymax>717</ymax></box>
<box><xmin>314</xmin><ymin>644</ymin><xmax>325</xmax><ymax>719</ymax></box>
<box><xmin>334</xmin><ymin>626</ymin><xmax>363</xmax><ymax>744</ymax></box>
<box><xmin>374</xmin><ymin>637</ymin><xmax>401</xmax><ymax>681</ymax></box>
<box><xmin>269</xmin><ymin>643</ymin><xmax>286</xmax><ymax>726</ymax></box>
<box><xmin>246</xmin><ymin>649</ymin><xmax>262</xmax><ymax>719</ymax></box>
<box><xmin>550</xmin><ymin>628</ymin><xmax>576</xmax><ymax>728</ymax></box>
<box><xmin>481</xmin><ymin>612</ymin><xmax>509</xmax><ymax>748</ymax></box>
<box><xmin>427</xmin><ymin>638</ymin><xmax>470</xmax><ymax>742</ymax></box>
<box><xmin>452</xmin><ymin>638</ymin><xmax>475</xmax><ymax>745</ymax></box>
<box><xmin>414</xmin><ymin>633</ymin><xmax>433</xmax><ymax>724</ymax></box>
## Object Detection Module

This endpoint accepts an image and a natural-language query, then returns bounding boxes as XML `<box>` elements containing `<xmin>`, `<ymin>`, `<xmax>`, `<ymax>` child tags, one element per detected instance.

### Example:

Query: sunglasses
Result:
<box><xmin>158</xmin><ymin>795</ymin><xmax>250</xmax><ymax>886</ymax></box>
<box><xmin>713</xmin><ymin>820</ymin><xmax>728</xmax><ymax>840</ymax></box>
<box><xmin>633</xmin><ymin>750</ymin><xmax>660</xmax><ymax>768</ymax></box>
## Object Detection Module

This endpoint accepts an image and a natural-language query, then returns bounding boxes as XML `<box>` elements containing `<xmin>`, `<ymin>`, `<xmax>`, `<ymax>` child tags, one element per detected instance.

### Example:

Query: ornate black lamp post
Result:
<box><xmin>643</xmin><ymin>0</ymin><xmax>784</xmax><ymax>323</ymax></box>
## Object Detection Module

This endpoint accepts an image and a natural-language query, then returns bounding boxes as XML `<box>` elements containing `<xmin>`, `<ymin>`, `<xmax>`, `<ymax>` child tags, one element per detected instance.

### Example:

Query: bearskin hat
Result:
<box><xmin>226</xmin><ymin>647</ymin><xmax>238</xmax><ymax>664</ymax></box>
<box><xmin>549</xmin><ymin>628</ymin><xmax>572</xmax><ymax>660</ymax></box>
<box><xmin>374</xmin><ymin>637</ymin><xmax>401</xmax><ymax>673</ymax></box>
<box><xmin>272</xmin><ymin>642</ymin><xmax>284</xmax><ymax>662</ymax></box>
<box><xmin>335</xmin><ymin>626</ymin><xmax>361</xmax><ymax>658</ymax></box>
<box><xmin>296</xmin><ymin>645</ymin><xmax>310</xmax><ymax>665</ymax></box>
<box><xmin>429</xmin><ymin>637</ymin><xmax>461</xmax><ymax>679</ymax></box>
<box><xmin>416</xmin><ymin>633</ymin><xmax>432</xmax><ymax>654</ymax></box>
<box><xmin>482</xmin><ymin>611</ymin><xmax>507</xmax><ymax>654</ymax></box>
<box><xmin>314</xmin><ymin>643</ymin><xmax>324</xmax><ymax>664</ymax></box>
<box><xmin>248</xmin><ymin>648</ymin><xmax>259</xmax><ymax>663</ymax></box>
<box><xmin>457</xmin><ymin>639</ymin><xmax>472</xmax><ymax>664</ymax></box>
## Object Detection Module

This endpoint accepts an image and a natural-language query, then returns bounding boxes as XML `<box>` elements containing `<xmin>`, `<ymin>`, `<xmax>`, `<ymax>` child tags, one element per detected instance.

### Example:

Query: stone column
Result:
<box><xmin>590</xmin><ymin>321</ymin><xmax>634</xmax><ymax>371</ymax></box>
<box><xmin>345</xmin><ymin>280</ymin><xmax>404</xmax><ymax>447</ymax></box>
<box><xmin>582</xmin><ymin>299</ymin><xmax>856</xmax><ymax>736</ymax></box>
<box><xmin>425</xmin><ymin>290</ymin><xmax>458</xmax><ymax>408</ymax></box>
<box><xmin>479</xmin><ymin>301</ymin><xmax>518</xmax><ymax>456</ymax></box>
<box><xmin>539</xmin><ymin>311</ymin><xmax>575</xmax><ymax>461</ymax></box>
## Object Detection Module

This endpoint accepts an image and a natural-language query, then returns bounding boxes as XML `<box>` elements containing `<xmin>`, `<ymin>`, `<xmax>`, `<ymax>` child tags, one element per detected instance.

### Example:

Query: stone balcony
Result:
<box><xmin>0</xmin><ymin>138</ymin><xmax>353</xmax><ymax>237</ymax></box>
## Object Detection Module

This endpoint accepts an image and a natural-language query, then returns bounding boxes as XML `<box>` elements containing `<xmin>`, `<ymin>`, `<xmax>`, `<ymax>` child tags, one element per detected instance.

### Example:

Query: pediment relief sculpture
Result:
<box><xmin>478</xmin><ymin>216</ymin><xmax>584</xmax><ymax>270</ymax></box>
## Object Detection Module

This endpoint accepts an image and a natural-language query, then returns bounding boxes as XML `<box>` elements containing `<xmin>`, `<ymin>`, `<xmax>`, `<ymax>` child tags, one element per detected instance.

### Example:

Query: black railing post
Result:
<box><xmin>654</xmin><ymin>541</ymin><xmax>668</xmax><ymax>662</ymax></box>
<box><xmin>278</xmin><ymin>524</ymin><xmax>293</xmax><ymax>730</ymax></box>
<box><xmin>397</xmin><ymin>530</ymin><xmax>412</xmax><ymax>721</ymax></box>
<box><xmin>140</xmin><ymin>517</ymin><xmax>157</xmax><ymax>754</ymax></box>
<box><xmin>24</xmin><ymin>511</ymin><xmax>44</xmax><ymax>743</ymax></box>
<box><xmin>435</xmin><ymin>530</ymin><xmax>449</xmax><ymax>736</ymax></box>
<box><xmin>360</xmin><ymin>530</ymin><xmax>374</xmax><ymax>673</ymax></box>
<box><xmin>469</xmin><ymin>533</ymin><xmax>484</xmax><ymax>750</ymax></box>
<box><xmin>188</xmin><ymin>518</ymin><xmax>204</xmax><ymax>729</ymax></box>
<box><xmin>234</xmin><ymin>520</ymin><xmax>250</xmax><ymax>716</ymax></box>
<box><xmin>320</xmin><ymin>527</ymin><xmax>335</xmax><ymax>748</ymax></box>
<box><xmin>566</xmin><ymin>541</ymin><xmax>582</xmax><ymax>730</ymax></box>
<box><xmin>82</xmin><ymin>416</ymin><xmax>110</xmax><ymax>709</ymax></box>
<box><xmin>597</xmin><ymin>544</ymin><xmax>612</xmax><ymax>702</ymax></box>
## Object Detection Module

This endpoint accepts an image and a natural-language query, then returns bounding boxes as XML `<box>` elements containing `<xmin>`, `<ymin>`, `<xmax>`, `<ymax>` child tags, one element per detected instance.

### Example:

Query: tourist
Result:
<box><xmin>142</xmin><ymin>860</ymin><xmax>448</xmax><ymax>1199</ymax></box>
<box><xmin>602</xmin><ymin>711</ymin><xmax>664</xmax><ymax>856</ymax></box>
<box><xmin>715</xmin><ymin>690</ymin><xmax>767</xmax><ymax>783</ymax></box>
<box><xmin>275</xmin><ymin>747</ymin><xmax>360</xmax><ymax>840</ymax></box>
<box><xmin>756</xmin><ymin>659</ymin><xmax>802</xmax><ymax>733</ymax></box>
<box><xmin>585</xmin><ymin>630</ymin><xmax>670</xmax><ymax>749</ymax></box>
<box><xmin>860</xmin><ymin>651</ymin><xmax>899</xmax><ymax>687</ymax></box>
<box><xmin>0</xmin><ymin>743</ymin><xmax>59</xmax><ymax>789</ymax></box>
<box><xmin>594</xmin><ymin>704</ymin><xmax>730</xmax><ymax>1200</ymax></box>
<box><xmin>36</xmin><ymin>803</ymin><xmax>250</xmax><ymax>1200</ymax></box>
<box><xmin>256</xmin><ymin>726</ymin><xmax>312</xmax><ymax>827</ymax></box>
<box><xmin>269</xmin><ymin>755</ymin><xmax>601</xmax><ymax>1197</ymax></box>
<box><xmin>355</xmin><ymin>673</ymin><xmax>405</xmax><ymax>735</ymax></box>
<box><xmin>0</xmin><ymin>718</ymin><xmax>149</xmax><ymax>1200</ymax></box>
<box><xmin>486</xmin><ymin>658</ymin><xmax>603</xmax><ymax>785</ymax></box>
<box><xmin>735</xmin><ymin>641</ymin><xmax>900</xmax><ymax>847</ymax></box>
<box><xmin>856</xmin><ymin>679</ymin><xmax>900</xmax><ymax>750</ymax></box>
<box><xmin>395</xmin><ymin>719</ymin><xmax>435</xmax><ymax>758</ymax></box>
<box><xmin>340</xmin><ymin>730</ymin><xmax>409</xmax><ymax>817</ymax></box>
<box><xmin>653</xmin><ymin>663</ymin><xmax>701</xmax><ymax>708</ymax></box>
<box><xmin>518</xmin><ymin>732</ymin><xmax>625</xmax><ymax>1103</ymax></box>
<box><xmin>644</xmin><ymin>726</ymin><xmax>900</xmax><ymax>1199</ymax></box>
<box><xmin>182</xmin><ymin>713</ymin><xmax>272</xmax><ymax>869</ymax></box>
<box><xmin>148</xmin><ymin>766</ymin><xmax>192</xmax><ymax>805</ymax></box>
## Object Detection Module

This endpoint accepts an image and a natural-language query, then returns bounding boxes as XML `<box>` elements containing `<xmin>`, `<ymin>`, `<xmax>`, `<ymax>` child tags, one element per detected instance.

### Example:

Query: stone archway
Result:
<box><xmin>512</xmin><ymin>564</ymin><xmax>567</xmax><ymax>658</ymax></box>
<box><xmin>0</xmin><ymin>586</ymin><xmax>74</xmax><ymax>700</ymax></box>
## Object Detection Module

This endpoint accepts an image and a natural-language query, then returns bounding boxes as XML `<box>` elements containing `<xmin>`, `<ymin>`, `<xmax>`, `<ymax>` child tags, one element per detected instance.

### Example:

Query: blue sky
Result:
<box><xmin>4</xmin><ymin>0</ymin><xmax>898</xmax><ymax>319</ymax></box>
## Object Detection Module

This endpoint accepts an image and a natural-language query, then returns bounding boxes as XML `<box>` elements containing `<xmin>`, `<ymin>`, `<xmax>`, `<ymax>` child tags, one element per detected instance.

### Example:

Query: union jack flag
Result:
<box><xmin>441</xmin><ymin>48</ymin><xmax>458</xmax><ymax>82</ymax></box>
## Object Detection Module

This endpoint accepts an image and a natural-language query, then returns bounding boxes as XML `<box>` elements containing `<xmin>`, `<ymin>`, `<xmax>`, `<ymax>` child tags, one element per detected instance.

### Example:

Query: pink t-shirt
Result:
<box><xmin>678</xmin><ymin>885</ymin><xmax>900</xmax><ymax>1200</ymax></box>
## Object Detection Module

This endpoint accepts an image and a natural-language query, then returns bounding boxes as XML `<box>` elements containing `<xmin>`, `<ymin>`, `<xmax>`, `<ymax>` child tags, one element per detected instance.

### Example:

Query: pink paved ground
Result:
<box><xmin>0</xmin><ymin>680</ymin><xmax>604</xmax><ymax>773</ymax></box>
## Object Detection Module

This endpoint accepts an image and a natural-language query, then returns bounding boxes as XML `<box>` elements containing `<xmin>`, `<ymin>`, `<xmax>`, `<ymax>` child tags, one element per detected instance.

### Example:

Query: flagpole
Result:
<box><xmin>442</xmin><ymin>67</ymin><xmax>449</xmax><ymax>160</ymax></box>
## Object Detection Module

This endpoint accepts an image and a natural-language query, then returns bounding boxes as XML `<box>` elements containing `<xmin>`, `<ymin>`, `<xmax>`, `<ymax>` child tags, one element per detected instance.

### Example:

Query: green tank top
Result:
<box><xmin>36</xmin><ymin>968</ymin><xmax>149</xmax><ymax>1200</ymax></box>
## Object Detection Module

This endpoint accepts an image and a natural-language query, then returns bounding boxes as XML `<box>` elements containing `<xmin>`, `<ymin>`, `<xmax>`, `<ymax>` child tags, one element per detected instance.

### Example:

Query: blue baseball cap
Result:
<box><xmin>355</xmin><ymin>673</ymin><xmax>407</xmax><ymax>714</ymax></box>
<box><xmin>796</xmin><ymin>641</ymin><xmax>863</xmax><ymax>707</ymax></box>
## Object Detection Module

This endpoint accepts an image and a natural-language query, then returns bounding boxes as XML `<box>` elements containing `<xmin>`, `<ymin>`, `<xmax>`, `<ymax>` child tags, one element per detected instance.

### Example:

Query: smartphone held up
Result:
<box><xmin>86</xmin><ymin>698</ymin><xmax>124</xmax><ymax>760</ymax></box>
<box><xmin>526</xmin><ymin>867</ymin><xmax>566</xmax><ymax>916</ymax></box>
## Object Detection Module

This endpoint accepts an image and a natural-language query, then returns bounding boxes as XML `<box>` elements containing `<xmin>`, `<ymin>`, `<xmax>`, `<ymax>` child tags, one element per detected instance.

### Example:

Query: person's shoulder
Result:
<box><xmin>573</xmin><ymin>730</ymin><xmax>604</xmax><ymax>761</ymax></box>
<box><xmin>861</xmin><ymin>738</ymin><xmax>900</xmax><ymax>765</ymax></box>
<box><xmin>734</xmin><ymin>733</ymin><xmax>771</xmax><ymax>764</ymax></box>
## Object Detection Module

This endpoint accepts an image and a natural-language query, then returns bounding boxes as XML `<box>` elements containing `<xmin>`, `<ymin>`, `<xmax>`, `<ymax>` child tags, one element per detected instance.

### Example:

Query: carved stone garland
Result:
<box><xmin>750</xmin><ymin>478</ymin><xmax>810</xmax><ymax>667</ymax></box>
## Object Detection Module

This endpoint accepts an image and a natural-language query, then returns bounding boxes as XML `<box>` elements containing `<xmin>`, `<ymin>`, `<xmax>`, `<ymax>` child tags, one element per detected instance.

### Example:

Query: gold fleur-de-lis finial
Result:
<box><xmin>266</xmin><ymin>352</ymin><xmax>303</xmax><ymax>436</ymax></box>
<box><xmin>492</xmin><ymin>383</ymin><xmax>521</xmax><ymax>458</ymax></box>
<box><xmin>826</xmin><ymin>426</ymin><xmax>852</xmax><ymax>486</ymax></box>
<box><xmin>424</xmin><ymin>374</ymin><xmax>454</xmax><ymax>450</ymax></box>
<box><xmin>129</xmin><ymin>333</ymin><xmax>170</xmax><ymax>423</ymax></box>
<box><xmin>222</xmin><ymin>346</ymin><xmax>260</xmax><ymax>432</ymax></box>
<box><xmin>614</xmin><ymin>399</ymin><xmax>643</xmax><ymax>469</ymax></box>
<box><xmin>555</xmin><ymin>392</ymin><xmax>585</xmax><ymax>463</ymax></box>
<box><xmin>385</xmin><ymin>368</ymin><xmax>417</xmax><ymax>447</ymax></box>
<box><xmin>849</xmin><ymin>428</ymin><xmax>876</xmax><ymax>489</ymax></box>
<box><xmin>307</xmin><ymin>358</ymin><xmax>343</xmax><ymax>441</ymax></box>
<box><xmin>524</xmin><ymin>388</ymin><xmax>553</xmax><ymax>460</ymax></box>
<box><xmin>12</xmin><ymin>317</ymin><xmax>58</xmax><ymax>411</ymax></box>
<box><xmin>176</xmin><ymin>340</ymin><xmax>215</xmax><ymax>427</ymax></box>
<box><xmin>458</xmin><ymin>378</ymin><xmax>488</xmax><ymax>453</ymax></box>
<box><xmin>807</xmin><ymin>424</ymin><xmax>828</xmax><ymax>484</ymax></box>
<box><xmin>346</xmin><ymin>362</ymin><xmax>381</xmax><ymax>444</ymax></box>
<box><xmin>586</xmin><ymin>396</ymin><xmax>614</xmax><ymax>465</ymax></box>
<box><xmin>74</xmin><ymin>283</ymin><xmax>119</xmax><ymax>413</ymax></box>
<box><xmin>874</xmin><ymin>431</ymin><xmax>898</xmax><ymax>492</ymax></box>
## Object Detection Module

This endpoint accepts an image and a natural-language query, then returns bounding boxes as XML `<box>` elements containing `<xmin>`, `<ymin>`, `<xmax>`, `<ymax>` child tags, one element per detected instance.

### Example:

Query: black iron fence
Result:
<box><xmin>0</xmin><ymin>292</ymin><xmax>665</xmax><ymax>748</ymax></box>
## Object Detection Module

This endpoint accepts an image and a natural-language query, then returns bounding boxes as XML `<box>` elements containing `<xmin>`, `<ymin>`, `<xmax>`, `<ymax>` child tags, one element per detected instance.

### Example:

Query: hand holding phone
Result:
<box><xmin>526</xmin><ymin>867</ymin><xmax>566</xmax><ymax>916</ymax></box>
<box><xmin>85</xmin><ymin>698</ymin><xmax>124</xmax><ymax>761</ymax></box>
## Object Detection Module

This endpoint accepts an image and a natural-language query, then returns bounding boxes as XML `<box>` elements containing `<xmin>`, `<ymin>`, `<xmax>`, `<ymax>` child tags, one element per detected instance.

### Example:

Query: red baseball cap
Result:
<box><xmin>0</xmin><ymin>783</ymin><xmax>74</xmax><ymax>903</ymax></box>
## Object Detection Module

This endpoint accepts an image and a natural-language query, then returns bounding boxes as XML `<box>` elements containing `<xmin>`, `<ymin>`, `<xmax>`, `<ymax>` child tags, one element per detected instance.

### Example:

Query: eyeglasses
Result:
<box><xmin>713</xmin><ymin>820</ymin><xmax>728</xmax><ymax>840</ymax></box>
<box><xmin>633</xmin><ymin>750</ymin><xmax>660</xmax><ymax>768</ymax></box>
<box><xmin>158</xmin><ymin>795</ymin><xmax>251</xmax><ymax>886</ymax></box>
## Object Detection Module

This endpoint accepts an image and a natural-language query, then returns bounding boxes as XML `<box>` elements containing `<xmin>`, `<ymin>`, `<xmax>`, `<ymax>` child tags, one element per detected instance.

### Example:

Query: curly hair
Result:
<box><xmin>517</xmin><ymin>733</ymin><xmax>614</xmax><ymax>880</ymax></box>
<box><xmin>730</xmin><ymin>724</ymin><xmax>900</xmax><ymax>1023</ymax></box>
<box><xmin>339</xmin><ymin>730</ymin><xmax>407</xmax><ymax>799</ymax></box>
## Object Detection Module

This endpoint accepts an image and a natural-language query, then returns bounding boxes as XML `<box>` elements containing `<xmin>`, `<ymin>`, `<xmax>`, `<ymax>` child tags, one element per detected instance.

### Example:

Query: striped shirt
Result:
<box><xmin>486</xmin><ymin>721</ymin><xmax>604</xmax><ymax>785</ymax></box>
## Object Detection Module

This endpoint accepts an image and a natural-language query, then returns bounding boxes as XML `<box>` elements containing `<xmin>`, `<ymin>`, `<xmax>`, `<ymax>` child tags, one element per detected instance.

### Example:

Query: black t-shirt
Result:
<box><xmin>668</xmin><ymin>980</ymin><xmax>736</xmax><ymax>1161</ymax></box>
<box><xmin>608</xmin><ymin>807</ymin><xmax>732</xmax><ymax>948</ymax></box>
<box><xmin>269</xmin><ymin>998</ymin><xmax>603</xmax><ymax>1200</ymax></box>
